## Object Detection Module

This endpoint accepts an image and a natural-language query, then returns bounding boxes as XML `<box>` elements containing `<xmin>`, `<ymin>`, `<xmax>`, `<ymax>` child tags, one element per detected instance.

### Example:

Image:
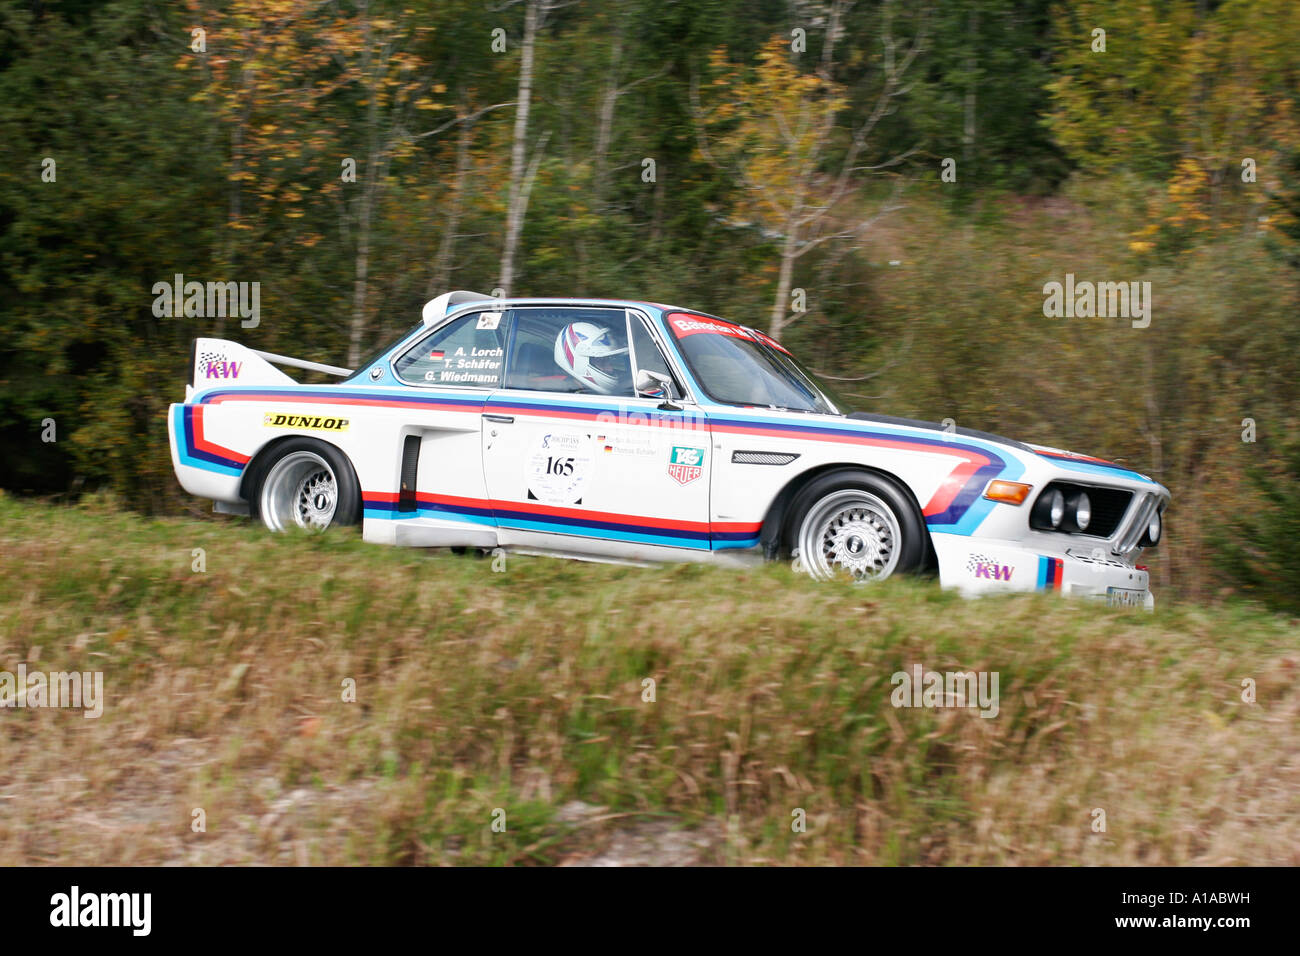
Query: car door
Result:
<box><xmin>481</xmin><ymin>306</ymin><xmax>713</xmax><ymax>560</ymax></box>
<box><xmin>377</xmin><ymin>307</ymin><xmax>512</xmax><ymax>547</ymax></box>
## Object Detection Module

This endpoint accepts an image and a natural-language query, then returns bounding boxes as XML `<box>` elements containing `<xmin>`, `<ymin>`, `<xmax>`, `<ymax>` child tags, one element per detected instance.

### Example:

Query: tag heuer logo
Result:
<box><xmin>667</xmin><ymin>445</ymin><xmax>705</xmax><ymax>485</ymax></box>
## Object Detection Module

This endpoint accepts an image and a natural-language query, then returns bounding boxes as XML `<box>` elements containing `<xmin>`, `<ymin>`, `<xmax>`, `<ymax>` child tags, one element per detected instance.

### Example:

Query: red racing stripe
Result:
<box><xmin>202</xmin><ymin>391</ymin><xmax>996</xmax><ymax>526</ymax></box>
<box><xmin>363</xmin><ymin>489</ymin><xmax>761</xmax><ymax>535</ymax></box>
<box><xmin>190</xmin><ymin>405</ymin><xmax>250</xmax><ymax>464</ymax></box>
<box><xmin>207</xmin><ymin>393</ymin><xmax>473</xmax><ymax>412</ymax></box>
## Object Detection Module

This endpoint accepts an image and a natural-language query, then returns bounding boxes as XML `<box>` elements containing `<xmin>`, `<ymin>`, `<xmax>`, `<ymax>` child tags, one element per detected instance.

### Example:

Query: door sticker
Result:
<box><xmin>597</xmin><ymin>432</ymin><xmax>656</xmax><ymax>458</ymax></box>
<box><xmin>526</xmin><ymin>430</ymin><xmax>595</xmax><ymax>504</ymax></box>
<box><xmin>667</xmin><ymin>445</ymin><xmax>705</xmax><ymax>486</ymax></box>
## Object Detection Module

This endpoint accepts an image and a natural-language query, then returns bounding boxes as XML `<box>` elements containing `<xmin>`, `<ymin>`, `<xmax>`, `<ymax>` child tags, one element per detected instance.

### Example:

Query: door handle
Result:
<box><xmin>483</xmin><ymin>414</ymin><xmax>515</xmax><ymax>424</ymax></box>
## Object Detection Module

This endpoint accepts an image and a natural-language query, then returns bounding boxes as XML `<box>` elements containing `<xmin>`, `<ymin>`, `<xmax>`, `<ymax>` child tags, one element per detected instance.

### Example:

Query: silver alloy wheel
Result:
<box><xmin>796</xmin><ymin>489</ymin><xmax>903</xmax><ymax>582</ymax></box>
<box><xmin>259</xmin><ymin>451</ymin><xmax>339</xmax><ymax>532</ymax></box>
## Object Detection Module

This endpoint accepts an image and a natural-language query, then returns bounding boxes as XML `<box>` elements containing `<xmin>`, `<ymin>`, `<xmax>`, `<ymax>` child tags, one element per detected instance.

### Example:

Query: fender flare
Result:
<box><xmin>759</xmin><ymin>464</ymin><xmax>936</xmax><ymax>569</ymax></box>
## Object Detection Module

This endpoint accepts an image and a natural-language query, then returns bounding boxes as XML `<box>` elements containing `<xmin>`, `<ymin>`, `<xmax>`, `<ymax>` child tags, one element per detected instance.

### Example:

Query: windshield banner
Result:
<box><xmin>666</xmin><ymin>313</ymin><xmax>790</xmax><ymax>354</ymax></box>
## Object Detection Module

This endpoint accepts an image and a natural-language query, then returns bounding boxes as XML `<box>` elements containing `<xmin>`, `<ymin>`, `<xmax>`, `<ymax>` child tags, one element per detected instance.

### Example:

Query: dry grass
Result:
<box><xmin>0</xmin><ymin>491</ymin><xmax>1296</xmax><ymax>865</ymax></box>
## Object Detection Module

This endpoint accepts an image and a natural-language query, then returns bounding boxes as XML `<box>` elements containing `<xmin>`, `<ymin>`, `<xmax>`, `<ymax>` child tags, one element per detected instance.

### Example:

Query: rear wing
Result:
<box><xmin>186</xmin><ymin>289</ymin><xmax>490</xmax><ymax>397</ymax></box>
<box><xmin>188</xmin><ymin>337</ymin><xmax>353</xmax><ymax>398</ymax></box>
<box><xmin>422</xmin><ymin>290</ymin><xmax>493</xmax><ymax>325</ymax></box>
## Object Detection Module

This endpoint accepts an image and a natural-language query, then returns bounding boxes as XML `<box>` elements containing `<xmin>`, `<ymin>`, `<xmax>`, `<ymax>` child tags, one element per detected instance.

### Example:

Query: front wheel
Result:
<box><xmin>785</xmin><ymin>471</ymin><xmax>927</xmax><ymax>582</ymax></box>
<box><xmin>249</xmin><ymin>438</ymin><xmax>361</xmax><ymax>532</ymax></box>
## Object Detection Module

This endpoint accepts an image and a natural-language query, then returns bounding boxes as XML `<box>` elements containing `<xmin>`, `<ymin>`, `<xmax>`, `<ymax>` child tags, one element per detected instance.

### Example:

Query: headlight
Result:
<box><xmin>1070</xmin><ymin>491</ymin><xmax>1091</xmax><ymax>532</ymax></box>
<box><xmin>1032</xmin><ymin>488</ymin><xmax>1066</xmax><ymax>529</ymax></box>
<box><xmin>1142</xmin><ymin>510</ymin><xmax>1162</xmax><ymax>547</ymax></box>
<box><xmin>1049</xmin><ymin>490</ymin><xmax>1065</xmax><ymax>528</ymax></box>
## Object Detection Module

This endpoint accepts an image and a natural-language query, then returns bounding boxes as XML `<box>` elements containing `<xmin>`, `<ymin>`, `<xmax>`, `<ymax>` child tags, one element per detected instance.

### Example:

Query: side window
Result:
<box><xmin>394</xmin><ymin>311</ymin><xmax>508</xmax><ymax>387</ymax></box>
<box><xmin>505</xmin><ymin>307</ymin><xmax>634</xmax><ymax>397</ymax></box>
<box><xmin>629</xmin><ymin>316</ymin><xmax>681</xmax><ymax>399</ymax></box>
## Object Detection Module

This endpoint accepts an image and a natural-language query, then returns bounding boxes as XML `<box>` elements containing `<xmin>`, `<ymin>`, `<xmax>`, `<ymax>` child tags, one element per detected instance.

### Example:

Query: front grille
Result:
<box><xmin>1115</xmin><ymin>492</ymin><xmax>1161</xmax><ymax>555</ymax></box>
<box><xmin>1032</xmin><ymin>482</ymin><xmax>1133</xmax><ymax>538</ymax></box>
<box><xmin>1081</xmin><ymin>486</ymin><xmax>1132</xmax><ymax>538</ymax></box>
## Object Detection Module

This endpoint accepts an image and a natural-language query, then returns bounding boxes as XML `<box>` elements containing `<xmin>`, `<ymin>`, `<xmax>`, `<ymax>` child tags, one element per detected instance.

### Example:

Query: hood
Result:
<box><xmin>1025</xmin><ymin>443</ymin><xmax>1154</xmax><ymax>483</ymax></box>
<box><xmin>846</xmin><ymin>413</ymin><xmax>1158</xmax><ymax>485</ymax></box>
<box><xmin>845</xmin><ymin>412</ymin><xmax>1033</xmax><ymax>452</ymax></box>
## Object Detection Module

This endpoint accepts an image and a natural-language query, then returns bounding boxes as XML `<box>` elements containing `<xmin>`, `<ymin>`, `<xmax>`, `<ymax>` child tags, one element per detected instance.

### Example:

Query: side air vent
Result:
<box><xmin>398</xmin><ymin>435</ymin><xmax>420</xmax><ymax>512</ymax></box>
<box><xmin>732</xmin><ymin>450</ymin><xmax>799</xmax><ymax>466</ymax></box>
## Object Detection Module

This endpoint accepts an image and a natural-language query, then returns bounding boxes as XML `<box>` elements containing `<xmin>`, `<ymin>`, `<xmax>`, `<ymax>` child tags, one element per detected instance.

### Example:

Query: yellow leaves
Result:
<box><xmin>176</xmin><ymin>0</ymin><xmax>454</xmax><ymax>241</ymax></box>
<box><xmin>1051</xmin><ymin>0</ymin><xmax>1300</xmax><ymax>240</ymax></box>
<box><xmin>1128</xmin><ymin>219</ymin><xmax>1160</xmax><ymax>253</ymax></box>
<box><xmin>699</xmin><ymin>33</ymin><xmax>849</xmax><ymax>230</ymax></box>
<box><xmin>1165</xmin><ymin>158</ymin><xmax>1211</xmax><ymax>230</ymax></box>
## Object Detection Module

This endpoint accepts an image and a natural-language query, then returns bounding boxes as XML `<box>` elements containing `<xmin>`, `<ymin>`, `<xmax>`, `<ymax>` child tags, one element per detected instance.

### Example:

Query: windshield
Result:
<box><xmin>664</xmin><ymin>313</ymin><xmax>849</xmax><ymax>414</ymax></box>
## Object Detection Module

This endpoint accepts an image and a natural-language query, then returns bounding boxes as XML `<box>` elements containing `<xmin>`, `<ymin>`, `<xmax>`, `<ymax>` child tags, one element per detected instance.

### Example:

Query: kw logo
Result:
<box><xmin>973</xmin><ymin>562</ymin><xmax>1013</xmax><ymax>581</ymax></box>
<box><xmin>263</xmin><ymin>413</ymin><xmax>349</xmax><ymax>432</ymax></box>
<box><xmin>204</xmin><ymin>360</ymin><xmax>242</xmax><ymax>379</ymax></box>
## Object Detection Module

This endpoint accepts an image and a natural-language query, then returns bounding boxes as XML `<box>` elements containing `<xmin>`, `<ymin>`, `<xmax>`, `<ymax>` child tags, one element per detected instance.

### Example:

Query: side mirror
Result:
<box><xmin>635</xmin><ymin>368</ymin><xmax>675</xmax><ymax>399</ymax></box>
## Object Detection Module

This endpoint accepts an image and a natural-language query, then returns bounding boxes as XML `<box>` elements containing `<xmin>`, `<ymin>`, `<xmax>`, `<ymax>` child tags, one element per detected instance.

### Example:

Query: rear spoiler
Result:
<box><xmin>187</xmin><ymin>337</ymin><xmax>353</xmax><ymax>398</ymax></box>
<box><xmin>422</xmin><ymin>290</ymin><xmax>493</xmax><ymax>325</ymax></box>
<box><xmin>186</xmin><ymin>291</ymin><xmax>491</xmax><ymax>398</ymax></box>
<box><xmin>249</xmin><ymin>348</ymin><xmax>352</xmax><ymax>378</ymax></box>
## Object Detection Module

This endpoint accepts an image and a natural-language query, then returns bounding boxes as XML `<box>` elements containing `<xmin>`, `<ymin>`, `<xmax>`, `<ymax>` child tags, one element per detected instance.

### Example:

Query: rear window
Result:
<box><xmin>394</xmin><ymin>311</ymin><xmax>509</xmax><ymax>387</ymax></box>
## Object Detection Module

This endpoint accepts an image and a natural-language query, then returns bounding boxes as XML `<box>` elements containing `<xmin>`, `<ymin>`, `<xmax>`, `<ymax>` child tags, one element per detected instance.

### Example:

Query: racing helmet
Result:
<box><xmin>554</xmin><ymin>321</ymin><xmax>630</xmax><ymax>394</ymax></box>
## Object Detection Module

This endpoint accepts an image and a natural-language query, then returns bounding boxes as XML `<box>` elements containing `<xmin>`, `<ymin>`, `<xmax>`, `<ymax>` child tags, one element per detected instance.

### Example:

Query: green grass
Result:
<box><xmin>0</xmin><ymin>491</ymin><xmax>1296</xmax><ymax>865</ymax></box>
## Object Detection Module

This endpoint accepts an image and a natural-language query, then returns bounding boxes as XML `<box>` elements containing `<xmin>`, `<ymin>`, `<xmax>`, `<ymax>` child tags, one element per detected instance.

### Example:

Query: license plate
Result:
<box><xmin>1106</xmin><ymin>587</ymin><xmax>1146</xmax><ymax>607</ymax></box>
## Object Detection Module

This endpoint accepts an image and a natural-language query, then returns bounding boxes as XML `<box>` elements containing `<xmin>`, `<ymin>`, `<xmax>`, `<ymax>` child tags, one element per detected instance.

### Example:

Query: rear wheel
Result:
<box><xmin>785</xmin><ymin>471</ymin><xmax>926</xmax><ymax>582</ymax></box>
<box><xmin>250</xmin><ymin>439</ymin><xmax>361</xmax><ymax>532</ymax></box>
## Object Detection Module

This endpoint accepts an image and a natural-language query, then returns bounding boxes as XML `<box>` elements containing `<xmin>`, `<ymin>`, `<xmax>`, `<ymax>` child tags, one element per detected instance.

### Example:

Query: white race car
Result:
<box><xmin>169</xmin><ymin>292</ymin><xmax>1169</xmax><ymax>604</ymax></box>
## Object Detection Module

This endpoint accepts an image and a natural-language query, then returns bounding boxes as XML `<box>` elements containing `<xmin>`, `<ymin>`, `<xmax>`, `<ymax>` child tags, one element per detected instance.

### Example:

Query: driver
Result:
<box><xmin>553</xmin><ymin>321</ymin><xmax>632</xmax><ymax>394</ymax></box>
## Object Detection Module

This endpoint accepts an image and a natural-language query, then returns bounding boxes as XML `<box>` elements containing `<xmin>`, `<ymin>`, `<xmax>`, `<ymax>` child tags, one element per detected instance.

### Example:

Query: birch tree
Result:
<box><xmin>188</xmin><ymin>0</ymin><xmax>443</xmax><ymax>365</ymax></box>
<box><xmin>497</xmin><ymin>0</ymin><xmax>569</xmax><ymax>297</ymax></box>
<box><xmin>694</xmin><ymin>0</ymin><xmax>926</xmax><ymax>341</ymax></box>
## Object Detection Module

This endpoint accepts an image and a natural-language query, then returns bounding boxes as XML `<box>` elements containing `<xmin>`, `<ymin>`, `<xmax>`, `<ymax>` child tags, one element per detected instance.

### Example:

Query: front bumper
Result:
<box><xmin>932</xmin><ymin>532</ymin><xmax>1154</xmax><ymax>608</ymax></box>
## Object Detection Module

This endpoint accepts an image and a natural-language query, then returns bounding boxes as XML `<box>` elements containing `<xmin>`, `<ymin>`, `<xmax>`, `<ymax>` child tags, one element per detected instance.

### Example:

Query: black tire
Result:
<box><xmin>248</xmin><ymin>437</ymin><xmax>362</xmax><ymax>532</ymax></box>
<box><xmin>782</xmin><ymin>469</ymin><xmax>927</xmax><ymax>581</ymax></box>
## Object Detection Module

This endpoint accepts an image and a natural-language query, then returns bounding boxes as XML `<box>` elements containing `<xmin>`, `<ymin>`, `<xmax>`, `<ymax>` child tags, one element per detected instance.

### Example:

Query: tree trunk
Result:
<box><xmin>593</xmin><ymin>32</ymin><xmax>622</xmax><ymax>207</ymax></box>
<box><xmin>768</xmin><ymin>227</ymin><xmax>799</xmax><ymax>342</ymax></box>
<box><xmin>429</xmin><ymin>116</ymin><xmax>474</xmax><ymax>297</ymax></box>
<box><xmin>348</xmin><ymin>181</ymin><xmax>373</xmax><ymax>370</ymax></box>
<box><xmin>219</xmin><ymin>69</ymin><xmax>252</xmax><ymax>340</ymax></box>
<box><xmin>347</xmin><ymin>1</ymin><xmax>377</xmax><ymax>369</ymax></box>
<box><xmin>963</xmin><ymin>7</ymin><xmax>978</xmax><ymax>179</ymax></box>
<box><xmin>498</xmin><ymin>0</ymin><xmax>538</xmax><ymax>298</ymax></box>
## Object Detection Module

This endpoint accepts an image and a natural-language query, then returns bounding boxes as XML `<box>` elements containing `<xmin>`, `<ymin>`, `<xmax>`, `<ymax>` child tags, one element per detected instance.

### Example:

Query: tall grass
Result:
<box><xmin>0</xmin><ymin>493</ymin><xmax>1295</xmax><ymax>865</ymax></box>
